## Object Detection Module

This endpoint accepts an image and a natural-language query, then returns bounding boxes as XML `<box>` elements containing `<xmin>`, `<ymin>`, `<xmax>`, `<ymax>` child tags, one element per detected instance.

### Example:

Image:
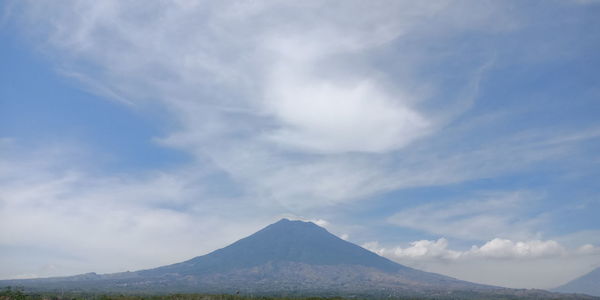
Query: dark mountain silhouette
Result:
<box><xmin>1</xmin><ymin>219</ymin><xmax>597</xmax><ymax>299</ymax></box>
<box><xmin>553</xmin><ymin>267</ymin><xmax>600</xmax><ymax>296</ymax></box>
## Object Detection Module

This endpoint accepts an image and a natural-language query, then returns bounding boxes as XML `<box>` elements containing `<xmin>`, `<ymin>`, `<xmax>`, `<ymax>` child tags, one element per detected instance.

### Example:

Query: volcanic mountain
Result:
<box><xmin>553</xmin><ymin>267</ymin><xmax>600</xmax><ymax>296</ymax></box>
<box><xmin>1</xmin><ymin>219</ymin><xmax>596</xmax><ymax>299</ymax></box>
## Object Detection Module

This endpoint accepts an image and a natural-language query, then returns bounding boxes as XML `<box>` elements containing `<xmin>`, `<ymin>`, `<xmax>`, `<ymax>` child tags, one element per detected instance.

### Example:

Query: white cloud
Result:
<box><xmin>265</xmin><ymin>74</ymin><xmax>430</xmax><ymax>153</ymax></box>
<box><xmin>263</xmin><ymin>34</ymin><xmax>431</xmax><ymax>153</ymax></box>
<box><xmin>577</xmin><ymin>244</ymin><xmax>600</xmax><ymax>255</ymax></box>
<box><xmin>363</xmin><ymin>238</ymin><xmax>589</xmax><ymax>261</ymax></box>
<box><xmin>393</xmin><ymin>238</ymin><xmax>462</xmax><ymax>260</ymax></box>
<box><xmin>469</xmin><ymin>238</ymin><xmax>567</xmax><ymax>259</ymax></box>
<box><xmin>311</xmin><ymin>219</ymin><xmax>330</xmax><ymax>227</ymax></box>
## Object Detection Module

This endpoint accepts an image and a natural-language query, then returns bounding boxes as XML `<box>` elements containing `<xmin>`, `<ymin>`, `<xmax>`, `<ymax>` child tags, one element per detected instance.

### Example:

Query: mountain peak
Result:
<box><xmin>144</xmin><ymin>218</ymin><xmax>404</xmax><ymax>276</ymax></box>
<box><xmin>258</xmin><ymin>218</ymin><xmax>327</xmax><ymax>236</ymax></box>
<box><xmin>275</xmin><ymin>217</ymin><xmax>292</xmax><ymax>223</ymax></box>
<box><xmin>270</xmin><ymin>218</ymin><xmax>320</xmax><ymax>228</ymax></box>
<box><xmin>271</xmin><ymin>218</ymin><xmax>308</xmax><ymax>226</ymax></box>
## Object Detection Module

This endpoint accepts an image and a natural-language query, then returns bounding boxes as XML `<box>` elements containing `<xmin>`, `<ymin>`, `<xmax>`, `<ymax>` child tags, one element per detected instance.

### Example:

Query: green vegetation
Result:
<box><xmin>0</xmin><ymin>287</ymin><xmax>27</xmax><ymax>300</ymax></box>
<box><xmin>0</xmin><ymin>287</ymin><xmax>432</xmax><ymax>300</ymax></box>
<box><xmin>1</xmin><ymin>287</ymin><xmax>596</xmax><ymax>300</ymax></box>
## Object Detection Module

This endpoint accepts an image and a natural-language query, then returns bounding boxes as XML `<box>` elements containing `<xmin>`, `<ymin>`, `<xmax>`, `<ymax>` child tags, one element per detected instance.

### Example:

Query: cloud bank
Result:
<box><xmin>364</xmin><ymin>238</ymin><xmax>600</xmax><ymax>261</ymax></box>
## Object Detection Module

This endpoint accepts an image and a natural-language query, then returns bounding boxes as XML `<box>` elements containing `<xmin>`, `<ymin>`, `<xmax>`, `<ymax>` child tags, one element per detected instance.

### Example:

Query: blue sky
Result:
<box><xmin>1</xmin><ymin>0</ymin><xmax>600</xmax><ymax>289</ymax></box>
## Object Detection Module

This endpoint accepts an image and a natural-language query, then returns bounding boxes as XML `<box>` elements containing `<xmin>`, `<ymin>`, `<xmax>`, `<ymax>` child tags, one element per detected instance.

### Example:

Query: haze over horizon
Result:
<box><xmin>1</xmin><ymin>0</ymin><xmax>599</xmax><ymax>291</ymax></box>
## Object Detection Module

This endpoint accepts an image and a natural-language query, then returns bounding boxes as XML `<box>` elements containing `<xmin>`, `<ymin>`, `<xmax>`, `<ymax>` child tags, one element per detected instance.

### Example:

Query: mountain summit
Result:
<box><xmin>143</xmin><ymin>218</ymin><xmax>404</xmax><ymax>276</ymax></box>
<box><xmin>1</xmin><ymin>219</ymin><xmax>595</xmax><ymax>299</ymax></box>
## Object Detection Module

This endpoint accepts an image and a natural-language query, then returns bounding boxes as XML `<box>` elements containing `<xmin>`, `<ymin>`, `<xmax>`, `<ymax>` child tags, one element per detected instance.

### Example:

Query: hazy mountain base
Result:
<box><xmin>1</xmin><ymin>276</ymin><xmax>596</xmax><ymax>300</ymax></box>
<box><xmin>0</xmin><ymin>288</ymin><xmax>423</xmax><ymax>300</ymax></box>
<box><xmin>1</xmin><ymin>261</ymin><xmax>596</xmax><ymax>299</ymax></box>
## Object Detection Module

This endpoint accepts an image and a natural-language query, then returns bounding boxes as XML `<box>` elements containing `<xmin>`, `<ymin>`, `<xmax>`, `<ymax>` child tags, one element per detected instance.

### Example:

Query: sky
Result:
<box><xmin>1</xmin><ymin>0</ymin><xmax>600</xmax><ymax>290</ymax></box>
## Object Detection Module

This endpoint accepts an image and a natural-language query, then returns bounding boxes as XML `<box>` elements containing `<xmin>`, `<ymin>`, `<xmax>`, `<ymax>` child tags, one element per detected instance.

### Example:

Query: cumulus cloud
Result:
<box><xmin>265</xmin><ymin>74</ymin><xmax>430</xmax><ymax>153</ymax></box>
<box><xmin>469</xmin><ymin>238</ymin><xmax>567</xmax><ymax>259</ymax></box>
<box><xmin>390</xmin><ymin>238</ymin><xmax>462</xmax><ymax>260</ymax></box>
<box><xmin>577</xmin><ymin>244</ymin><xmax>600</xmax><ymax>255</ymax></box>
<box><xmin>262</xmin><ymin>32</ymin><xmax>431</xmax><ymax>153</ymax></box>
<box><xmin>364</xmin><ymin>238</ymin><xmax>582</xmax><ymax>261</ymax></box>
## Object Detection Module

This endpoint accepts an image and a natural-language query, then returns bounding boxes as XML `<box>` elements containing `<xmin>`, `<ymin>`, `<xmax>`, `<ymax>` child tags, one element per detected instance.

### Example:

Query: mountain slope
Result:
<box><xmin>553</xmin><ymin>267</ymin><xmax>600</xmax><ymax>296</ymax></box>
<box><xmin>143</xmin><ymin>218</ymin><xmax>411</xmax><ymax>275</ymax></box>
<box><xmin>1</xmin><ymin>219</ymin><xmax>597</xmax><ymax>299</ymax></box>
<box><xmin>130</xmin><ymin>219</ymin><xmax>479</xmax><ymax>294</ymax></box>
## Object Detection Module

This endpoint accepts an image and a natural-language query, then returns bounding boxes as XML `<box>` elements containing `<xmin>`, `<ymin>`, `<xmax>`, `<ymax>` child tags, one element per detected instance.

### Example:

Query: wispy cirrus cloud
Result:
<box><xmin>9</xmin><ymin>0</ymin><xmax>596</xmax><ymax>212</ymax></box>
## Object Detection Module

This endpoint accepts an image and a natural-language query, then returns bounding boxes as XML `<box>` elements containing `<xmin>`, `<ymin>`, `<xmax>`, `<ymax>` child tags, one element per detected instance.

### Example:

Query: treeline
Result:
<box><xmin>0</xmin><ymin>288</ymin><xmax>430</xmax><ymax>300</ymax></box>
